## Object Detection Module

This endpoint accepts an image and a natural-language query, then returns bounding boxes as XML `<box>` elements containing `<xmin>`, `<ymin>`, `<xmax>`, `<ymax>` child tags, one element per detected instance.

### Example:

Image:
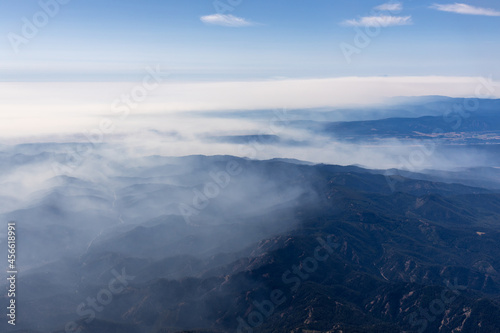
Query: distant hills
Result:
<box><xmin>285</xmin><ymin>98</ymin><xmax>500</xmax><ymax>144</ymax></box>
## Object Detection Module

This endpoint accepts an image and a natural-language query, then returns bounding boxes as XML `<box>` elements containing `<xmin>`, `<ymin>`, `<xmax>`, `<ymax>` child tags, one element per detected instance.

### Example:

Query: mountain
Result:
<box><xmin>2</xmin><ymin>155</ymin><xmax>500</xmax><ymax>332</ymax></box>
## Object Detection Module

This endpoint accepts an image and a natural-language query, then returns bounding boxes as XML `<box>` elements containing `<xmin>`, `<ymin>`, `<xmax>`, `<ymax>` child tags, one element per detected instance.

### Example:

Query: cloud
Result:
<box><xmin>200</xmin><ymin>14</ymin><xmax>255</xmax><ymax>27</ymax></box>
<box><xmin>342</xmin><ymin>15</ymin><xmax>412</xmax><ymax>27</ymax></box>
<box><xmin>375</xmin><ymin>2</ymin><xmax>403</xmax><ymax>12</ymax></box>
<box><xmin>431</xmin><ymin>3</ymin><xmax>500</xmax><ymax>16</ymax></box>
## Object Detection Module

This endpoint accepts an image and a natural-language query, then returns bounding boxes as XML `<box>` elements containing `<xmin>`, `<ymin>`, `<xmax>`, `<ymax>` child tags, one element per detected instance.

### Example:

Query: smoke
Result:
<box><xmin>0</xmin><ymin>94</ymin><xmax>499</xmax><ymax>332</ymax></box>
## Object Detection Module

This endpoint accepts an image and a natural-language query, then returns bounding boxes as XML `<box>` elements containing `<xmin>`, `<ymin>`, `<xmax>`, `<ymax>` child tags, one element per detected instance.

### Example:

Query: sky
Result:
<box><xmin>0</xmin><ymin>0</ymin><xmax>499</xmax><ymax>81</ymax></box>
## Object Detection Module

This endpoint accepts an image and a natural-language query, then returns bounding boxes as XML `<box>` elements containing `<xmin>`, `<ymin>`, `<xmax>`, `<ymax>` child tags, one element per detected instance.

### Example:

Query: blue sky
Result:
<box><xmin>0</xmin><ymin>0</ymin><xmax>499</xmax><ymax>81</ymax></box>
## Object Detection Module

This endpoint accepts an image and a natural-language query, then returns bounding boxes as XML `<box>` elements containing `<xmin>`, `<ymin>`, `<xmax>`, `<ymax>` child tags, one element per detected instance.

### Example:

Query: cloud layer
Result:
<box><xmin>200</xmin><ymin>14</ymin><xmax>254</xmax><ymax>27</ymax></box>
<box><xmin>431</xmin><ymin>3</ymin><xmax>500</xmax><ymax>16</ymax></box>
<box><xmin>1</xmin><ymin>76</ymin><xmax>498</xmax><ymax>140</ymax></box>
<box><xmin>342</xmin><ymin>15</ymin><xmax>412</xmax><ymax>27</ymax></box>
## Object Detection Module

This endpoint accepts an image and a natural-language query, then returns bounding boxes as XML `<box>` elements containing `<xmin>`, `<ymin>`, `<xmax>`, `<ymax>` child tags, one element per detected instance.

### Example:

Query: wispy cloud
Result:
<box><xmin>431</xmin><ymin>3</ymin><xmax>500</xmax><ymax>16</ymax></box>
<box><xmin>375</xmin><ymin>2</ymin><xmax>403</xmax><ymax>12</ymax></box>
<box><xmin>200</xmin><ymin>14</ymin><xmax>255</xmax><ymax>27</ymax></box>
<box><xmin>342</xmin><ymin>15</ymin><xmax>412</xmax><ymax>27</ymax></box>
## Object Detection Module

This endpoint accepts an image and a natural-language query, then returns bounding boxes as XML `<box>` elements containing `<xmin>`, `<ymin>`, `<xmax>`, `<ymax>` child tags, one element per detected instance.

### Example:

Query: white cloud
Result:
<box><xmin>375</xmin><ymin>2</ymin><xmax>403</xmax><ymax>12</ymax></box>
<box><xmin>1</xmin><ymin>76</ymin><xmax>497</xmax><ymax>124</ymax></box>
<box><xmin>431</xmin><ymin>3</ymin><xmax>500</xmax><ymax>16</ymax></box>
<box><xmin>342</xmin><ymin>15</ymin><xmax>412</xmax><ymax>27</ymax></box>
<box><xmin>200</xmin><ymin>14</ymin><xmax>254</xmax><ymax>27</ymax></box>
